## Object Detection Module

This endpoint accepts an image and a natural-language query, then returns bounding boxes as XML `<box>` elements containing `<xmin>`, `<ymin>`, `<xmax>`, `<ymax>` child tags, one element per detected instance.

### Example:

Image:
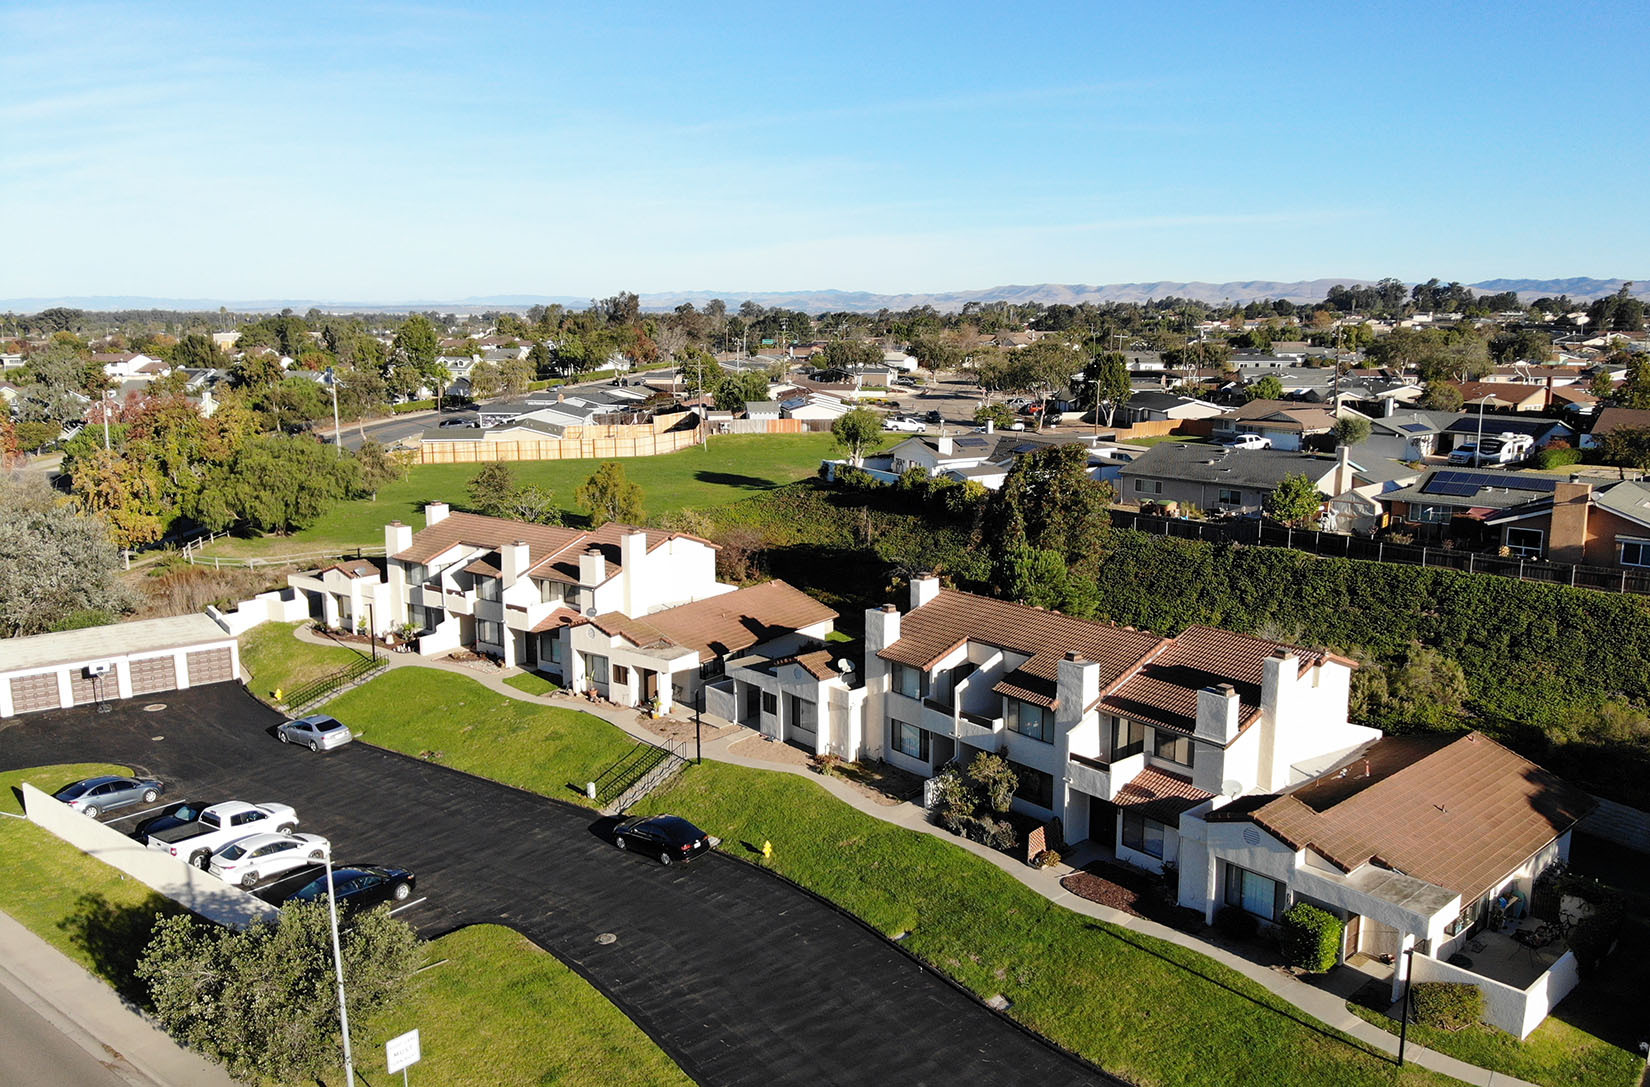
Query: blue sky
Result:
<box><xmin>3</xmin><ymin>1</ymin><xmax>1645</xmax><ymax>301</ymax></box>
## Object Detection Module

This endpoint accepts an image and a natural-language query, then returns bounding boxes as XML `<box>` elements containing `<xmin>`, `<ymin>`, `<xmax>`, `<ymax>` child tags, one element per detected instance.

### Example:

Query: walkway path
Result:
<box><xmin>290</xmin><ymin>628</ymin><xmax>1540</xmax><ymax>1087</ymax></box>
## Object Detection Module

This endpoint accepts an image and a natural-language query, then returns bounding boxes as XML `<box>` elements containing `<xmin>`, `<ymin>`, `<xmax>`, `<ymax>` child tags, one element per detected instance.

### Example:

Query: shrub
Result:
<box><xmin>1566</xmin><ymin>910</ymin><xmax>1623</xmax><ymax>977</ymax></box>
<box><xmin>1215</xmin><ymin>907</ymin><xmax>1259</xmax><ymax>940</ymax></box>
<box><xmin>966</xmin><ymin>751</ymin><xmax>1019</xmax><ymax>814</ymax></box>
<box><xmin>1032</xmin><ymin>849</ymin><xmax>1061</xmax><ymax>868</ymax></box>
<box><xmin>1410</xmin><ymin>981</ymin><xmax>1484</xmax><ymax>1031</ymax></box>
<box><xmin>973</xmin><ymin>815</ymin><xmax>1018</xmax><ymax>851</ymax></box>
<box><xmin>1534</xmin><ymin>446</ymin><xmax>1583</xmax><ymax>470</ymax></box>
<box><xmin>928</xmin><ymin>765</ymin><xmax>976</xmax><ymax>835</ymax></box>
<box><xmin>1280</xmin><ymin>902</ymin><xmax>1344</xmax><ymax>973</ymax></box>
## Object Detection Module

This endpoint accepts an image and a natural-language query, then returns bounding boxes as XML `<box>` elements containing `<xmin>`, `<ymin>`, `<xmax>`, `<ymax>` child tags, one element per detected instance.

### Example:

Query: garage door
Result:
<box><xmin>186</xmin><ymin>647</ymin><xmax>234</xmax><ymax>686</ymax></box>
<box><xmin>128</xmin><ymin>655</ymin><xmax>178</xmax><ymax>696</ymax></box>
<box><xmin>69</xmin><ymin>669</ymin><xmax>115</xmax><ymax>706</ymax></box>
<box><xmin>9</xmin><ymin>672</ymin><xmax>62</xmax><ymax>713</ymax></box>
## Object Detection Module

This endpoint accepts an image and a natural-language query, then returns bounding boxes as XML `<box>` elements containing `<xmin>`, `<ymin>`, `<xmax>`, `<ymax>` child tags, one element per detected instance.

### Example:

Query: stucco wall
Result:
<box><xmin>1409</xmin><ymin>947</ymin><xmax>1578</xmax><ymax>1040</ymax></box>
<box><xmin>22</xmin><ymin>784</ymin><xmax>279</xmax><ymax>928</ymax></box>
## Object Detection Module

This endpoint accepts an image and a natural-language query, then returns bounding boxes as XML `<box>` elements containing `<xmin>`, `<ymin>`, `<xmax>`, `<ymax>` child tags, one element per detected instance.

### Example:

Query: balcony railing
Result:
<box><xmin>1065</xmin><ymin>751</ymin><xmax>1146</xmax><ymax>800</ymax></box>
<box><xmin>956</xmin><ymin>709</ymin><xmax>1003</xmax><ymax>743</ymax></box>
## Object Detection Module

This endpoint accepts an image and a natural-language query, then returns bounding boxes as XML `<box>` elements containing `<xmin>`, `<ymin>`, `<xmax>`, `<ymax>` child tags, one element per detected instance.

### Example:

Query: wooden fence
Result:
<box><xmin>419</xmin><ymin>419</ymin><xmax>708</xmax><ymax>464</ymax></box>
<box><xmin>1098</xmin><ymin>418</ymin><xmax>1216</xmax><ymax>441</ymax></box>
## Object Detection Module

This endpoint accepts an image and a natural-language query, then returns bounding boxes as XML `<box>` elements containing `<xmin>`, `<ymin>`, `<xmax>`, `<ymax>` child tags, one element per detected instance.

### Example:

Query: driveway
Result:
<box><xmin>0</xmin><ymin>685</ymin><xmax>1111</xmax><ymax>1087</ymax></box>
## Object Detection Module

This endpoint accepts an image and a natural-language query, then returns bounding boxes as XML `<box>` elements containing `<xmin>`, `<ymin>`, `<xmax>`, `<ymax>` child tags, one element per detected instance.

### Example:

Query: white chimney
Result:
<box><xmin>620</xmin><ymin>530</ymin><xmax>649</xmax><ymax>613</ymax></box>
<box><xmin>578</xmin><ymin>547</ymin><xmax>607</xmax><ymax>588</ymax></box>
<box><xmin>384</xmin><ymin>520</ymin><xmax>412</xmax><ymax>556</ymax></box>
<box><xmin>984</xmin><ymin>419</ymin><xmax>994</xmax><ymax>434</ymax></box>
<box><xmin>1194</xmin><ymin>684</ymin><xmax>1242</xmax><ymax>745</ymax></box>
<box><xmin>502</xmin><ymin>539</ymin><xmax>530</xmax><ymax>585</ymax></box>
<box><xmin>425</xmin><ymin>502</ymin><xmax>450</xmax><ymax>527</ymax></box>
<box><xmin>909</xmin><ymin>573</ymin><xmax>941</xmax><ymax>610</ymax></box>
<box><xmin>936</xmin><ymin>435</ymin><xmax>954</xmax><ymax>455</ymax></box>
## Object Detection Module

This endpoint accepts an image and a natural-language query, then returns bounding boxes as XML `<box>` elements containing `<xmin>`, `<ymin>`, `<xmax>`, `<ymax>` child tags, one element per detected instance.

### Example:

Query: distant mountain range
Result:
<box><xmin>4</xmin><ymin>278</ymin><xmax>1645</xmax><ymax>315</ymax></box>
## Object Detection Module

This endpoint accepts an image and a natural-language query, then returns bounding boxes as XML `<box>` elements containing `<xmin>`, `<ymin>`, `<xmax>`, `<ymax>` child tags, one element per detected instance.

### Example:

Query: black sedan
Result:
<box><xmin>612</xmin><ymin>814</ymin><xmax>720</xmax><ymax>865</ymax></box>
<box><xmin>53</xmin><ymin>775</ymin><xmax>165</xmax><ymax>818</ymax></box>
<box><xmin>257</xmin><ymin>864</ymin><xmax>416</xmax><ymax>910</ymax></box>
<box><xmin>131</xmin><ymin>799</ymin><xmax>214</xmax><ymax>839</ymax></box>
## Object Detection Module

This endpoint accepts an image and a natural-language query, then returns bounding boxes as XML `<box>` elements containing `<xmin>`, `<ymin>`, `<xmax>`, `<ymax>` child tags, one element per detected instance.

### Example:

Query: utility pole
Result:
<box><xmin>102</xmin><ymin>389</ymin><xmax>112</xmax><ymax>451</ymax></box>
<box><xmin>325</xmin><ymin>367</ymin><xmax>341</xmax><ymax>456</ymax></box>
<box><xmin>322</xmin><ymin>847</ymin><xmax>357</xmax><ymax>1087</ymax></box>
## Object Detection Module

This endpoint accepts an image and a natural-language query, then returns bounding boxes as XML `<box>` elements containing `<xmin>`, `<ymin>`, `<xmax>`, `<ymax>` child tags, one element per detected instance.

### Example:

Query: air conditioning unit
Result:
<box><xmin>85</xmin><ymin>661</ymin><xmax>114</xmax><ymax>678</ymax></box>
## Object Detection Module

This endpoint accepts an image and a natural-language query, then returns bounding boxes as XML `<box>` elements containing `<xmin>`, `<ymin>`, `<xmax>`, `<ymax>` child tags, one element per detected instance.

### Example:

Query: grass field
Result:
<box><xmin>503</xmin><ymin>671</ymin><xmax>558</xmax><ymax>696</ymax></box>
<box><xmin>326</xmin><ymin>668</ymin><xmax>637</xmax><ymax>805</ymax></box>
<box><xmin>198</xmin><ymin>433</ymin><xmax>835</xmax><ymax>560</ymax></box>
<box><xmin>368</xmin><ymin>925</ymin><xmax>692</xmax><ymax>1087</ymax></box>
<box><xmin>240</xmin><ymin>621</ymin><xmax>367</xmax><ymax>701</ymax></box>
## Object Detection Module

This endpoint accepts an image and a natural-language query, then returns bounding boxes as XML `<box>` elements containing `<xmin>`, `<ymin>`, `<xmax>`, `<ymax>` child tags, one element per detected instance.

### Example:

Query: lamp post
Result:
<box><xmin>324</xmin><ymin>367</ymin><xmax>341</xmax><ymax>456</ymax></box>
<box><xmin>102</xmin><ymin>388</ymin><xmax>113</xmax><ymax>451</ymax></box>
<box><xmin>1397</xmin><ymin>945</ymin><xmax>1416</xmax><ymax>1066</ymax></box>
<box><xmin>322</xmin><ymin>846</ymin><xmax>357</xmax><ymax>1087</ymax></box>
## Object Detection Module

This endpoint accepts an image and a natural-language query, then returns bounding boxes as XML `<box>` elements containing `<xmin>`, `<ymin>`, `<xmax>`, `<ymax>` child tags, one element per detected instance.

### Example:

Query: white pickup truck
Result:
<box><xmin>145</xmin><ymin>801</ymin><xmax>299</xmax><ymax>870</ymax></box>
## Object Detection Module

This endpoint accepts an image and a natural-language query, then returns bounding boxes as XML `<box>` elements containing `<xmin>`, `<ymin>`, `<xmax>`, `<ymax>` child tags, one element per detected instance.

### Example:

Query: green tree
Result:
<box><xmin>230</xmin><ymin>350</ymin><xmax>284</xmax><ymax>390</ymax></box>
<box><xmin>0</xmin><ymin>474</ymin><xmax>135</xmax><ymax>636</ymax></box>
<box><xmin>1263</xmin><ymin>473</ymin><xmax>1325</xmax><ymax>527</ymax></box>
<box><xmin>1595</xmin><ymin>426</ymin><xmax>1650</xmax><ymax>470</ymax></box>
<box><xmin>498</xmin><ymin>354</ymin><xmax>535</xmax><ymax>395</ymax></box>
<box><xmin>819</xmin><ymin>339</ymin><xmax>884</xmax><ymax>372</ymax></box>
<box><xmin>1354</xmin><ymin>642</ymin><xmax>1470</xmax><ymax>728</ymax></box>
<box><xmin>196</xmin><ymin>435</ymin><xmax>361</xmax><ymax>534</ymax></box>
<box><xmin>1333</xmin><ymin>415</ymin><xmax>1371</xmax><ymax>446</ymax></box>
<box><xmin>973</xmin><ymin>403</ymin><xmax>1017</xmax><ymax>429</ymax></box>
<box><xmin>829</xmin><ymin>407</ymin><xmax>885</xmax><ymax>467</ymax></box>
<box><xmin>137</xmin><ymin>901</ymin><xmax>419</xmax><ymax>1083</ymax></box>
<box><xmin>68</xmin><ymin>447</ymin><xmax>166</xmax><ymax>549</ymax></box>
<box><xmin>527</xmin><ymin>341</ymin><xmax>554</xmax><ymax>379</ymax></box>
<box><xmin>1246</xmin><ymin>374</ymin><xmax>1285</xmax><ymax>402</ymax></box>
<box><xmin>1588</xmin><ymin>369</ymin><xmax>1616</xmax><ymax>401</ymax></box>
<box><xmin>353</xmin><ymin>440</ymin><xmax>407</xmax><ymax>494</ymax></box>
<box><xmin>467</xmin><ymin>360</ymin><xmax>505</xmax><ymax>401</ymax></box>
<box><xmin>169</xmin><ymin>332</ymin><xmax>221</xmax><ymax>369</ymax></box>
<box><xmin>1081</xmin><ymin>351</ymin><xmax>1132</xmax><ymax>427</ymax></box>
<box><xmin>718</xmin><ymin>369</ymin><xmax>772</xmax><ymax>411</ymax></box>
<box><xmin>1419</xmin><ymin>381</ymin><xmax>1464</xmax><ymax>411</ymax></box>
<box><xmin>392</xmin><ymin>314</ymin><xmax>439</xmax><ymax>373</ymax></box>
<box><xmin>1618</xmin><ymin>355</ymin><xmax>1650</xmax><ymax>411</ymax></box>
<box><xmin>466</xmin><ymin>461</ymin><xmax>517</xmax><ymax>516</ymax></box>
<box><xmin>503</xmin><ymin>483</ymin><xmax>561</xmax><ymax>525</ymax></box>
<box><xmin>983</xmin><ymin>444</ymin><xmax>1111</xmax><ymax>598</ymax></box>
<box><xmin>575</xmin><ymin>461</ymin><xmax>645</xmax><ymax>524</ymax></box>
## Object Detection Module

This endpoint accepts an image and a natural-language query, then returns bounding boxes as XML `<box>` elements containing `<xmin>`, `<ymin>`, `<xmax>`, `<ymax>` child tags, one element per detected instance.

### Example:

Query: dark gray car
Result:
<box><xmin>53</xmin><ymin>775</ymin><xmax>165</xmax><ymax>818</ymax></box>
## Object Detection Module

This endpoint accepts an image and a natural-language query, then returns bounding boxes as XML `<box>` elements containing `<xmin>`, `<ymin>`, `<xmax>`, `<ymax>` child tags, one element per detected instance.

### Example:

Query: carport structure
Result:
<box><xmin>0</xmin><ymin>685</ymin><xmax>1114</xmax><ymax>1087</ymax></box>
<box><xmin>0</xmin><ymin>614</ymin><xmax>239</xmax><ymax>717</ymax></box>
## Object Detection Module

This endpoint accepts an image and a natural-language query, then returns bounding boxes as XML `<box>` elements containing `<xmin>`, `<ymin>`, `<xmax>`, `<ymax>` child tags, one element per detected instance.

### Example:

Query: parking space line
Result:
<box><xmin>388</xmin><ymin>897</ymin><xmax>427</xmax><ymax>915</ymax></box>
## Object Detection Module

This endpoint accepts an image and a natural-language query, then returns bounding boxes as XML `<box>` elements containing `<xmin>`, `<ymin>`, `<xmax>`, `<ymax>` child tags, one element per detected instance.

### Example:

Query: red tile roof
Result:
<box><xmin>530</xmin><ymin>607</ymin><xmax>584</xmax><ymax>633</ymax></box>
<box><xmin>1113</xmin><ymin>766</ymin><xmax>1213</xmax><ymax>824</ymax></box>
<box><xmin>1210</xmin><ymin>732</ymin><xmax>1594</xmax><ymax>903</ymax></box>
<box><xmin>594</xmin><ymin>581</ymin><xmax>837</xmax><ymax>663</ymax></box>
<box><xmin>393</xmin><ymin>511</ymin><xmax>714</xmax><ymax>587</ymax></box>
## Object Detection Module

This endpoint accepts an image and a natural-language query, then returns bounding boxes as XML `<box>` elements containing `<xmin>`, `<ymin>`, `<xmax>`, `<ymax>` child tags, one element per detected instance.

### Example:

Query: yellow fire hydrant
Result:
<box><xmin>761</xmin><ymin>840</ymin><xmax>773</xmax><ymax>862</ymax></box>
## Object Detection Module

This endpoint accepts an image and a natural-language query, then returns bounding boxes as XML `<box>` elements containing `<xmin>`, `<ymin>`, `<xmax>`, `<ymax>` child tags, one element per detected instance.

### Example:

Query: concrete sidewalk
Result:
<box><xmin>292</xmin><ymin>633</ymin><xmax>1542</xmax><ymax>1087</ymax></box>
<box><xmin>0</xmin><ymin>910</ymin><xmax>239</xmax><ymax>1087</ymax></box>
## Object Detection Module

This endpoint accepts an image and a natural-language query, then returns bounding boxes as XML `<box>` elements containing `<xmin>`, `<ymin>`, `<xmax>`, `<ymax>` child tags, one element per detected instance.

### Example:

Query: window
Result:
<box><xmin>1504</xmin><ymin>527</ymin><xmax>1544</xmax><ymax>559</ymax></box>
<box><xmin>1217</xmin><ymin>488</ymin><xmax>1242</xmax><ymax>506</ymax></box>
<box><xmin>478</xmin><ymin>576</ymin><xmax>501</xmax><ymax>601</ymax></box>
<box><xmin>1621</xmin><ymin>538</ymin><xmax>1650</xmax><ymax>568</ymax></box>
<box><xmin>612</xmin><ymin>664</ymin><xmax>630</xmax><ymax>686</ymax></box>
<box><xmin>1112</xmin><ymin>717</ymin><xmax>1146</xmax><ymax>759</ymax></box>
<box><xmin>404</xmin><ymin>562</ymin><xmax>427</xmax><ymax>586</ymax></box>
<box><xmin>891</xmin><ymin>662</ymin><xmax>926</xmax><ymax>700</ymax></box>
<box><xmin>546</xmin><ymin>635</ymin><xmax>563</xmax><ymax>664</ymax></box>
<box><xmin>1134</xmin><ymin>478</ymin><xmax>1163</xmax><ymax>494</ymax></box>
<box><xmin>1225</xmin><ymin>864</ymin><xmax>1282</xmax><ymax>921</ymax></box>
<box><xmin>538</xmin><ymin>579</ymin><xmax>565</xmax><ymax>604</ymax></box>
<box><xmin>762</xmin><ymin>691</ymin><xmax>778</xmax><ymax>715</ymax></box>
<box><xmin>1154</xmin><ymin>729</ymin><xmax>1195</xmax><ymax>768</ymax></box>
<box><xmin>1004</xmin><ymin>698</ymin><xmax>1055</xmax><ymax>743</ymax></box>
<box><xmin>699</xmin><ymin>657</ymin><xmax>725</xmax><ymax>681</ymax></box>
<box><xmin>583</xmin><ymin>653</ymin><xmax>609</xmax><ymax>684</ymax></box>
<box><xmin>1010</xmin><ymin>762</ymin><xmax>1054</xmax><ymax>809</ymax></box>
<box><xmin>1414</xmin><ymin>504</ymin><xmax>1453</xmax><ymax>524</ymax></box>
<box><xmin>890</xmin><ymin>719</ymin><xmax>929</xmax><ymax>761</ymax></box>
<box><xmin>1121</xmin><ymin>811</ymin><xmax>1166</xmax><ymax>858</ymax></box>
<box><xmin>477</xmin><ymin>620</ymin><xmax>502</xmax><ymax>646</ymax></box>
<box><xmin>408</xmin><ymin>603</ymin><xmax>427</xmax><ymax>631</ymax></box>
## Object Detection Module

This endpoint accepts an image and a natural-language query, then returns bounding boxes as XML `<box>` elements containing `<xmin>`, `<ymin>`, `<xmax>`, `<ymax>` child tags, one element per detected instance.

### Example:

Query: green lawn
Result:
<box><xmin>199</xmin><ymin>433</ymin><xmax>836</xmax><ymax>560</ymax></box>
<box><xmin>502</xmin><ymin>671</ymin><xmax>558</xmax><ymax>696</ymax></box>
<box><xmin>635</xmin><ymin>763</ymin><xmax>1457</xmax><ymax>1087</ymax></box>
<box><xmin>240</xmin><ymin>621</ymin><xmax>367</xmax><ymax>701</ymax></box>
<box><xmin>368</xmin><ymin>925</ymin><xmax>692</xmax><ymax>1087</ymax></box>
<box><xmin>326</xmin><ymin>668</ymin><xmax>637</xmax><ymax>804</ymax></box>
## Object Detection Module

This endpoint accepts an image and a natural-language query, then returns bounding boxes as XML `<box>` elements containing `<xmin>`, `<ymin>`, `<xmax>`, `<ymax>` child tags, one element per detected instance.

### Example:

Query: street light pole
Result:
<box><xmin>326</xmin><ymin>368</ymin><xmax>341</xmax><ymax>457</ymax></box>
<box><xmin>102</xmin><ymin>389</ymin><xmax>112</xmax><ymax>451</ymax></box>
<box><xmin>323</xmin><ymin>848</ymin><xmax>357</xmax><ymax>1087</ymax></box>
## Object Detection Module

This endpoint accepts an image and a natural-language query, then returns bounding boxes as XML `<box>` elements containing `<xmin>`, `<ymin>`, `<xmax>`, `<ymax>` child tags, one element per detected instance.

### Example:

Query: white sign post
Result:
<box><xmin>385</xmin><ymin>1028</ymin><xmax>421</xmax><ymax>1086</ymax></box>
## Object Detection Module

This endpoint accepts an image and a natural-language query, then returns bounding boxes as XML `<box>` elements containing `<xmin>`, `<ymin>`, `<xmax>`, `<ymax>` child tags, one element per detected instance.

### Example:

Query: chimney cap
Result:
<box><xmin>513</xmin><ymin>539</ymin><xmax>528</xmax><ymax>547</ymax></box>
<box><xmin>584</xmin><ymin>546</ymin><xmax>602</xmax><ymax>556</ymax></box>
<box><xmin>389</xmin><ymin>520</ymin><xmax>403</xmax><ymax>527</ymax></box>
<box><xmin>1065</xmin><ymin>651</ymin><xmax>1086</xmax><ymax>662</ymax></box>
<box><xmin>881</xmin><ymin>603</ymin><xmax>898</xmax><ymax>613</ymax></box>
<box><xmin>1215</xmin><ymin>682</ymin><xmax>1237</xmax><ymax>696</ymax></box>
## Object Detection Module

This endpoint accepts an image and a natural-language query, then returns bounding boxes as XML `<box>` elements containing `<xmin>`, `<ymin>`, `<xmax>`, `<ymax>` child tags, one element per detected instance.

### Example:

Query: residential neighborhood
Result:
<box><xmin>4</xmin><ymin>4</ymin><xmax>1650</xmax><ymax>1087</ymax></box>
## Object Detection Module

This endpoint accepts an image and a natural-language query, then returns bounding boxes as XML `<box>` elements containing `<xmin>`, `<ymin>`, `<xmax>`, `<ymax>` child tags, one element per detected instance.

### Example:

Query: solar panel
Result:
<box><xmin>1400</xmin><ymin>422</ymin><xmax>1431</xmax><ymax>432</ymax></box>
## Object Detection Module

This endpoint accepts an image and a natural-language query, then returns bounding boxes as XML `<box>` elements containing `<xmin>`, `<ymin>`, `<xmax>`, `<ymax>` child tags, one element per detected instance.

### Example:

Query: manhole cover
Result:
<box><xmin>143</xmin><ymin>704</ymin><xmax>167</xmax><ymax>712</ymax></box>
<box><xmin>594</xmin><ymin>932</ymin><xmax>617</xmax><ymax>945</ymax></box>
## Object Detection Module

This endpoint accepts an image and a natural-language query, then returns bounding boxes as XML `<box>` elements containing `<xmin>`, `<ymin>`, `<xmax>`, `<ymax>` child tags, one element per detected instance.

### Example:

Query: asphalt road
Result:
<box><xmin>0</xmin><ymin>685</ymin><xmax>1112</xmax><ymax>1087</ymax></box>
<box><xmin>0</xmin><ymin>982</ymin><xmax>133</xmax><ymax>1087</ymax></box>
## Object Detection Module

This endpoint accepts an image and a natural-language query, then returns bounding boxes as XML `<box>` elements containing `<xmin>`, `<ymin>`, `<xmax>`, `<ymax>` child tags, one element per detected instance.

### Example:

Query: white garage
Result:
<box><xmin>0</xmin><ymin>614</ymin><xmax>242</xmax><ymax>718</ymax></box>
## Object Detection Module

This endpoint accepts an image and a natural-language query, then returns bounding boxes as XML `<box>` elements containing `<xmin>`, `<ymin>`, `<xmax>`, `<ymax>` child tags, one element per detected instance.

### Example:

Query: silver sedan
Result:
<box><xmin>276</xmin><ymin>714</ymin><xmax>354</xmax><ymax>752</ymax></box>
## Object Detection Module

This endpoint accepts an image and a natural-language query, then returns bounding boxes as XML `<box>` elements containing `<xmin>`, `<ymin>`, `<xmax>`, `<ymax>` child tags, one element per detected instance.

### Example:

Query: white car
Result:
<box><xmin>1224</xmin><ymin>433</ymin><xmax>1272</xmax><ymax>450</ymax></box>
<box><xmin>209</xmin><ymin>832</ymin><xmax>331</xmax><ymax>889</ymax></box>
<box><xmin>882</xmin><ymin>415</ymin><xmax>925</xmax><ymax>432</ymax></box>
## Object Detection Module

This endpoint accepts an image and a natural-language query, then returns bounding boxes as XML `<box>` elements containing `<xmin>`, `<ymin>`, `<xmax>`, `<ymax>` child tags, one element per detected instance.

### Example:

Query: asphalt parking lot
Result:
<box><xmin>0</xmin><ymin>684</ymin><xmax>1111</xmax><ymax>1086</ymax></box>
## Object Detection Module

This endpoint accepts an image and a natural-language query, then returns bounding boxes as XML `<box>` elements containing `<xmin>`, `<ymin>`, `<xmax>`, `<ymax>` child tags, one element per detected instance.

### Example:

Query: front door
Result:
<box><xmin>1090</xmin><ymin>795</ymin><xmax>1117</xmax><ymax>850</ymax></box>
<box><xmin>1344</xmin><ymin>913</ymin><xmax>1362</xmax><ymax>960</ymax></box>
<box><xmin>642</xmin><ymin>670</ymin><xmax>658</xmax><ymax>703</ymax></box>
<box><xmin>744</xmin><ymin>684</ymin><xmax>761</xmax><ymax>725</ymax></box>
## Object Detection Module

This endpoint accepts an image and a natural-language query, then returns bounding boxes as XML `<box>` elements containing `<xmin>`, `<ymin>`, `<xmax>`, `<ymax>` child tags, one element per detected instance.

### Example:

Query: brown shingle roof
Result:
<box><xmin>530</xmin><ymin>606</ymin><xmax>584</xmax><ymax>633</ymax></box>
<box><xmin>879</xmin><ymin>589</ymin><xmax>1164</xmax><ymax>695</ymax></box>
<box><xmin>394</xmin><ymin>511</ymin><xmax>586</xmax><ymax>568</ymax></box>
<box><xmin>1113</xmin><ymin>766</ymin><xmax>1213</xmax><ymax>824</ymax></box>
<box><xmin>596</xmin><ymin>581</ymin><xmax>836</xmax><ymax>663</ymax></box>
<box><xmin>1101</xmin><ymin>625</ymin><xmax>1329</xmax><ymax>735</ymax></box>
<box><xmin>771</xmin><ymin>648</ymin><xmax>843</xmax><ymax>680</ymax></box>
<box><xmin>1214</xmin><ymin>732</ymin><xmax>1594</xmax><ymax>903</ymax></box>
<box><xmin>1590</xmin><ymin>406</ymin><xmax>1650</xmax><ymax>438</ymax></box>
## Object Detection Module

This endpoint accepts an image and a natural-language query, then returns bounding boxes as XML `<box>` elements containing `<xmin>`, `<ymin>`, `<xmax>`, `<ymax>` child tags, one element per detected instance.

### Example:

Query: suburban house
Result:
<box><xmin>1211</xmin><ymin>400</ymin><xmax>1338</xmax><ymax>451</ymax></box>
<box><xmin>1579</xmin><ymin>406</ymin><xmax>1650</xmax><ymax>450</ymax></box>
<box><xmin>1321</xmin><ymin>456</ymin><xmax>1423</xmax><ymax>535</ymax></box>
<box><xmin>1440</xmin><ymin>415</ymin><xmax>1575</xmax><ymax>454</ymax></box>
<box><xmin>1376</xmin><ymin>468</ymin><xmax>1564</xmax><ymax>545</ymax></box>
<box><xmin>1484</xmin><ymin>479</ymin><xmax>1650</xmax><ymax>567</ymax></box>
<box><xmin>1118</xmin><ymin>443</ymin><xmax>1354</xmax><ymax>516</ymax></box>
<box><xmin>1357</xmin><ymin>409</ymin><xmax>1457</xmax><ymax>462</ymax></box>
<box><xmin>1120</xmin><ymin>391</ymin><xmax>1224</xmax><ymax>424</ymax></box>
<box><xmin>91</xmin><ymin>352</ymin><xmax>165</xmax><ymax>379</ymax></box>
<box><xmin>1450</xmin><ymin>381</ymin><xmax>1552</xmax><ymax>413</ymax></box>
<box><xmin>781</xmin><ymin>394</ymin><xmax>851</xmax><ymax>422</ymax></box>
<box><xmin>1184</xmin><ymin>731</ymin><xmax>1592</xmax><ymax>1035</ymax></box>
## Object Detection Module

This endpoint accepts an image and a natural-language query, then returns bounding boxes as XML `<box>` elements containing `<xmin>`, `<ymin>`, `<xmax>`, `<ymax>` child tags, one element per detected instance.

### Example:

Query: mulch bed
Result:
<box><xmin>1061</xmin><ymin>861</ymin><xmax>1207</xmax><ymax>933</ymax></box>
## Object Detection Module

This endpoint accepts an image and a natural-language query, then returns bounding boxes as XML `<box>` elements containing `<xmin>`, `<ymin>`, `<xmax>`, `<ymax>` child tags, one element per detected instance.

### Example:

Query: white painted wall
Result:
<box><xmin>1409</xmin><ymin>947</ymin><xmax>1580</xmax><ymax>1039</ymax></box>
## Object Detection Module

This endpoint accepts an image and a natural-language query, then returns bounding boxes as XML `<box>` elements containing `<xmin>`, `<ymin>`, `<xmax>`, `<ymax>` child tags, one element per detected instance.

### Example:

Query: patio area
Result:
<box><xmin>1451</xmin><ymin>925</ymin><xmax>1565</xmax><ymax>990</ymax></box>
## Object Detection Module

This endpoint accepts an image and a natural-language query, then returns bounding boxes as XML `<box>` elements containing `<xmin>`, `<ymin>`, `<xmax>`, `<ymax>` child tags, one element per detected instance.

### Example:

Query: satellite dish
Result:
<box><xmin>836</xmin><ymin>659</ymin><xmax>855</xmax><ymax>673</ymax></box>
<box><xmin>1220</xmin><ymin>779</ymin><xmax>1244</xmax><ymax>799</ymax></box>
